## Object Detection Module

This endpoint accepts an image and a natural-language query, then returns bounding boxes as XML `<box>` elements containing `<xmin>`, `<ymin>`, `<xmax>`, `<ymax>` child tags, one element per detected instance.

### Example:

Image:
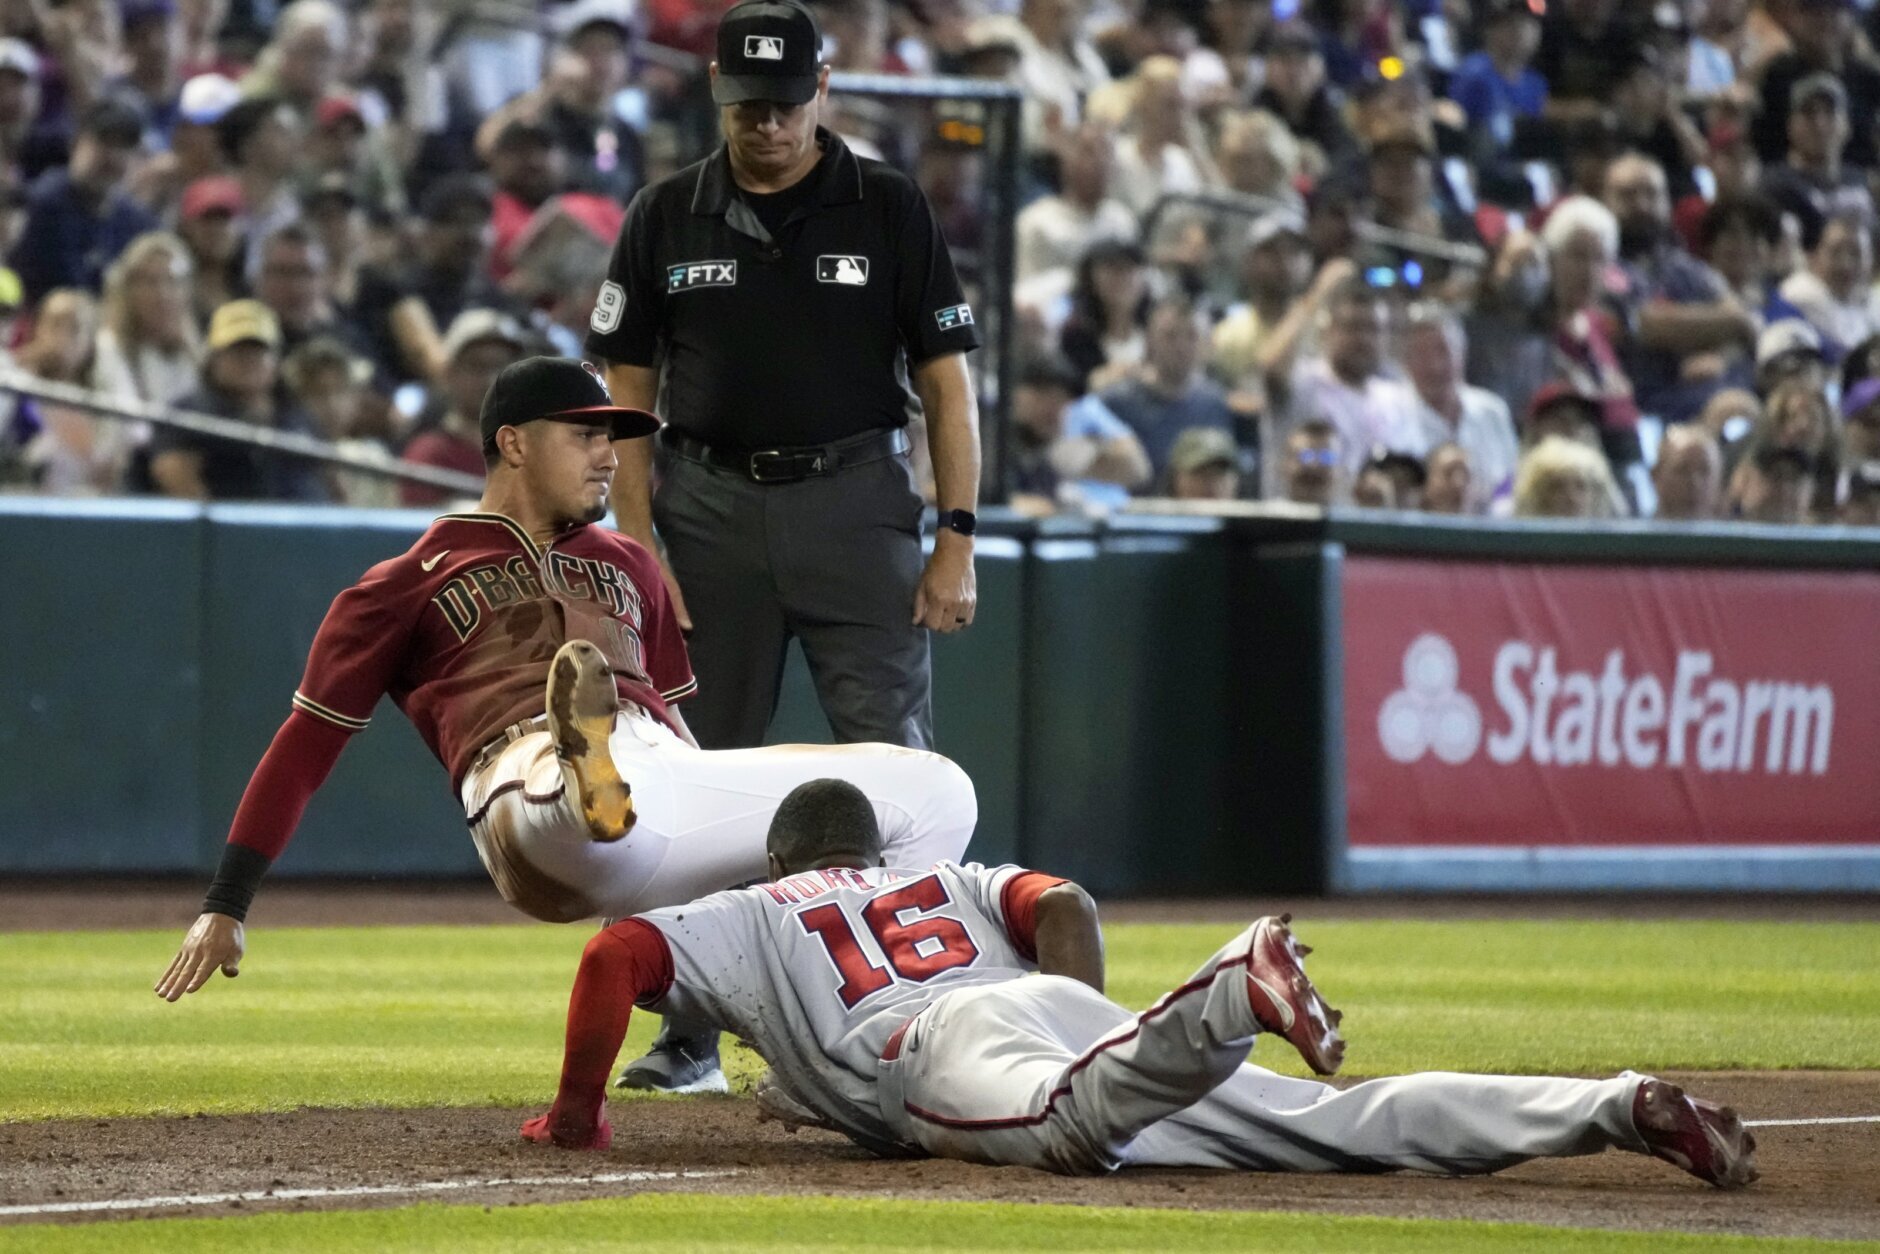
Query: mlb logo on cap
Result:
<box><xmin>713</xmin><ymin>0</ymin><xmax>822</xmax><ymax>105</ymax></box>
<box><xmin>746</xmin><ymin>34</ymin><xmax>784</xmax><ymax>59</ymax></box>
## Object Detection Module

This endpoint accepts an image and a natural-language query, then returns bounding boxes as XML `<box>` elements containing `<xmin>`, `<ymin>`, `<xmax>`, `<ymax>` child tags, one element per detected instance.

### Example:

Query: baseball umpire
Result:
<box><xmin>586</xmin><ymin>0</ymin><xmax>983</xmax><ymax>758</ymax></box>
<box><xmin>153</xmin><ymin>358</ymin><xmax>978</xmax><ymax>1098</ymax></box>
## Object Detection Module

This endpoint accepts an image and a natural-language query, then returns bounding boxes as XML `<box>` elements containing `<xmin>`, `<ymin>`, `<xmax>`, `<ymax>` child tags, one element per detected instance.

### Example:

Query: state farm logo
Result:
<box><xmin>1376</xmin><ymin>635</ymin><xmax>1836</xmax><ymax>776</ymax></box>
<box><xmin>1378</xmin><ymin>634</ymin><xmax>1481</xmax><ymax>764</ymax></box>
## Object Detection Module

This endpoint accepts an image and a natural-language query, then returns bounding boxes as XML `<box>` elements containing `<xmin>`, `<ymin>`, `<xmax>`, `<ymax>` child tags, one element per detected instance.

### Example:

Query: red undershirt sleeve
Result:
<box><xmin>999</xmin><ymin>870</ymin><xmax>1070</xmax><ymax>965</ymax></box>
<box><xmin>544</xmin><ymin>919</ymin><xmax>676</xmax><ymax>1141</ymax></box>
<box><xmin>201</xmin><ymin>710</ymin><xmax>355</xmax><ymax>921</ymax></box>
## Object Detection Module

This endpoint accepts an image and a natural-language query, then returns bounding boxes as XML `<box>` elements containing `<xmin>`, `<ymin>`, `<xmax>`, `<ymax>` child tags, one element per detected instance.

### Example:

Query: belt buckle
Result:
<box><xmin>748</xmin><ymin>449</ymin><xmax>818</xmax><ymax>483</ymax></box>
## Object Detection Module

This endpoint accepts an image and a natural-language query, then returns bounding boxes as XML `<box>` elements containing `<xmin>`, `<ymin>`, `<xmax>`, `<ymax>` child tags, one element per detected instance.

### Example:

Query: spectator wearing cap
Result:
<box><xmin>301</xmin><ymin>173</ymin><xmax>365</xmax><ymax>307</ymax></box>
<box><xmin>1760</xmin><ymin>71</ymin><xmax>1875</xmax><ymax>244</ymax></box>
<box><xmin>128</xmin><ymin>74</ymin><xmax>242</xmax><ymax>216</ymax></box>
<box><xmin>503</xmin><ymin>193</ymin><xmax>626</xmax><ymax>358</ymax></box>
<box><xmin>1361</xmin><ymin>116</ymin><xmax>1476</xmax><ymax>247</ymax></box>
<box><xmin>1253</xmin><ymin>22</ymin><xmax>1353</xmax><ymax>164</ymax></box>
<box><xmin>283</xmin><ymin>335</ymin><xmax>396</xmax><ymax>508</ymax></box>
<box><xmin>1099</xmin><ymin>294</ymin><xmax>1240</xmax><ymax>476</ymax></box>
<box><xmin>1604</xmin><ymin>153</ymin><xmax>1758</xmax><ymax>427</ymax></box>
<box><xmin>176</xmin><ymin>175</ymin><xmax>246</xmax><ymax>321</ymax></box>
<box><xmin>1775</xmin><ymin>210</ymin><xmax>1880</xmax><ymax>355</ymax></box>
<box><xmin>399</xmin><ymin>309</ymin><xmax>528</xmax><ymax>507</ymax></box>
<box><xmin>1448</xmin><ymin>0</ymin><xmax>1547</xmax><ymax>156</ymax></box>
<box><xmin>8</xmin><ymin>99</ymin><xmax>156</xmax><ymax>303</ymax></box>
<box><xmin>91</xmin><ymin>231</ymin><xmax>201</xmax><ymax>415</ymax></box>
<box><xmin>1755</xmin><ymin>0</ymin><xmax>1880</xmax><ymax>171</ymax></box>
<box><xmin>1058</xmin><ymin>237</ymin><xmax>1152</xmax><ymax>390</ymax></box>
<box><xmin>1106</xmin><ymin>56</ymin><xmax>1217</xmax><ymax>220</ymax></box>
<box><xmin>151</xmin><ymin>298</ymin><xmax>325</xmax><ymax>501</ymax></box>
<box><xmin>1402</xmin><ymin>302</ymin><xmax>1519</xmax><ymax>509</ymax></box>
<box><xmin>252</xmin><ymin>221</ymin><xmax>372</xmax><ymax>361</ymax></box>
<box><xmin>1283</xmin><ymin>278</ymin><xmax>1424</xmax><ymax>480</ymax></box>
<box><xmin>1422</xmin><ymin>442</ymin><xmax>1473</xmax><ymax>515</ymax></box>
<box><xmin>1519</xmin><ymin>384</ymin><xmax>1630</xmax><ymax>518</ymax></box>
<box><xmin>1163</xmin><ymin>425</ymin><xmax>1241</xmax><ymax>500</ymax></box>
<box><xmin>1015</xmin><ymin>120</ymin><xmax>1137</xmax><ymax>282</ymax></box>
<box><xmin>1651</xmin><ymin>422</ymin><xmax>1725</xmax><ymax>520</ymax></box>
<box><xmin>1513</xmin><ymin>434</ymin><xmax>1623</xmax><ymax>519</ymax></box>
<box><xmin>1008</xmin><ymin>353</ymin><xmax>1151</xmax><ymax>511</ymax></box>
<box><xmin>488</xmin><ymin>120</ymin><xmax>571</xmax><ymax>284</ymax></box>
<box><xmin>474</xmin><ymin>4</ymin><xmax>646</xmax><ymax>207</ymax></box>
<box><xmin>1210</xmin><ymin>214</ymin><xmax>1339</xmax><ymax>392</ymax></box>
<box><xmin>351</xmin><ymin>174</ymin><xmax>520</xmax><ymax>385</ymax></box>
<box><xmin>218</xmin><ymin>97</ymin><xmax>303</xmax><ymax>276</ymax></box>
<box><xmin>303</xmin><ymin>94</ymin><xmax>405</xmax><ymax>220</ymax></box>
<box><xmin>1753</xmin><ymin>316</ymin><xmax>1829</xmax><ymax>395</ymax></box>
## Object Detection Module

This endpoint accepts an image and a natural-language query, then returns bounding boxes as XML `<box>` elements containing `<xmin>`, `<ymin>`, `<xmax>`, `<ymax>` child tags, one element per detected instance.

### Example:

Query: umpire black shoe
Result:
<box><xmin>614</xmin><ymin>1023</ymin><xmax>728</xmax><ymax>1094</ymax></box>
<box><xmin>545</xmin><ymin>640</ymin><xmax>634</xmax><ymax>843</ymax></box>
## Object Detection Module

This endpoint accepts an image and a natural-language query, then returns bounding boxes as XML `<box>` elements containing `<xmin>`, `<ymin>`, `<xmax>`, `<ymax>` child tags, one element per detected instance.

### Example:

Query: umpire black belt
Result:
<box><xmin>661</xmin><ymin>426</ymin><xmax>910</xmax><ymax>484</ymax></box>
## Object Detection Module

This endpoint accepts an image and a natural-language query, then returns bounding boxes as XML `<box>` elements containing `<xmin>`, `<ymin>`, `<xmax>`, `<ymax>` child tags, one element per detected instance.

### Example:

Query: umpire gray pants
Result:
<box><xmin>653</xmin><ymin>448</ymin><xmax>933</xmax><ymax>751</ymax></box>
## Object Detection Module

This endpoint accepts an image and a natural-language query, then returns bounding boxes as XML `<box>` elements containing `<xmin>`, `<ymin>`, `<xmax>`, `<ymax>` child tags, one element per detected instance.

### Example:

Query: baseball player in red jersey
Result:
<box><xmin>155</xmin><ymin>360</ymin><xmax>978</xmax><ymax>1090</ymax></box>
<box><xmin>522</xmin><ymin>779</ymin><xmax>1758</xmax><ymax>1189</ymax></box>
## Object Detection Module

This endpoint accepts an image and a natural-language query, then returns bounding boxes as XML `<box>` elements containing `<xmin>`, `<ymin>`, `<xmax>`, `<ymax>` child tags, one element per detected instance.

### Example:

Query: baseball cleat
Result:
<box><xmin>546</xmin><ymin>640</ymin><xmax>634</xmax><ymax>843</ymax></box>
<box><xmin>1245</xmin><ymin>913</ymin><xmax>1346</xmax><ymax>1076</ymax></box>
<box><xmin>615</xmin><ymin>1025</ymin><xmax>728</xmax><ymax>1095</ymax></box>
<box><xmin>1632</xmin><ymin>1077</ymin><xmax>1759</xmax><ymax>1189</ymax></box>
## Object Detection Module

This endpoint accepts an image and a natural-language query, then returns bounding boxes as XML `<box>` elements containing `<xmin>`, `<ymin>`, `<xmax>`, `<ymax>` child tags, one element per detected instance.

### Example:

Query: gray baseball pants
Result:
<box><xmin>877</xmin><ymin>922</ymin><xmax>1650</xmax><ymax>1175</ymax></box>
<box><xmin>653</xmin><ymin>450</ymin><xmax>933</xmax><ymax>751</ymax></box>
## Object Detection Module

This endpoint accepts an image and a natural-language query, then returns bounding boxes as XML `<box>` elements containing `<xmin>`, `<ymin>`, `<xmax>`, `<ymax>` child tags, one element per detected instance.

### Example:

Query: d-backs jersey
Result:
<box><xmin>289</xmin><ymin>512</ymin><xmax>695</xmax><ymax>785</ymax></box>
<box><xmin>638</xmin><ymin>862</ymin><xmax>1051</xmax><ymax>1153</ymax></box>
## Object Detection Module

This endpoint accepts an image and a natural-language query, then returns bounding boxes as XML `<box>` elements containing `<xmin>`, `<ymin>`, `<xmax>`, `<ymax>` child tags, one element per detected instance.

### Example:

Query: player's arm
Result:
<box><xmin>522</xmin><ymin>919</ymin><xmax>677</xmax><ymax>1150</ymax></box>
<box><xmin>1032</xmin><ymin>883</ymin><xmax>1104</xmax><ymax>994</ymax></box>
<box><xmin>1000</xmin><ymin>870</ymin><xmax>1105</xmax><ymax>994</ymax></box>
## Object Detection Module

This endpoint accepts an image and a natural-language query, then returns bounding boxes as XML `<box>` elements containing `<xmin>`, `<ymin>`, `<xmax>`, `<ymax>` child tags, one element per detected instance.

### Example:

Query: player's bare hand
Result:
<box><xmin>521</xmin><ymin>1109</ymin><xmax>613</xmax><ymax>1150</ymax></box>
<box><xmin>154</xmin><ymin>912</ymin><xmax>244</xmax><ymax>1002</ymax></box>
<box><xmin>913</xmin><ymin>536</ymin><xmax>976</xmax><ymax>634</ymax></box>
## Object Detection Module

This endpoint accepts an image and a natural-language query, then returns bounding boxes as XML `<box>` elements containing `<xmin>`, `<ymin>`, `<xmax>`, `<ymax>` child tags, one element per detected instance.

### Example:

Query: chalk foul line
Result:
<box><xmin>0</xmin><ymin>1168</ymin><xmax>744</xmax><ymax>1219</ymax></box>
<box><xmin>1742</xmin><ymin>1115</ymin><xmax>1880</xmax><ymax>1128</ymax></box>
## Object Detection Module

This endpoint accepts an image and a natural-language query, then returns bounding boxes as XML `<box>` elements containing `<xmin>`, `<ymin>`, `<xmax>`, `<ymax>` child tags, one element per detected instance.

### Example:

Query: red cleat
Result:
<box><xmin>1245</xmin><ymin>914</ymin><xmax>1345</xmax><ymax>1076</ymax></box>
<box><xmin>1632</xmin><ymin>1078</ymin><xmax>1758</xmax><ymax>1189</ymax></box>
<box><xmin>520</xmin><ymin>1110</ymin><xmax>613</xmax><ymax>1151</ymax></box>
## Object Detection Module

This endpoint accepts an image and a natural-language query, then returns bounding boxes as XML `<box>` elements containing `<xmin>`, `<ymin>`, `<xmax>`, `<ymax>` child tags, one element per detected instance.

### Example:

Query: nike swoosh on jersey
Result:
<box><xmin>421</xmin><ymin>550</ymin><xmax>450</xmax><ymax>571</ymax></box>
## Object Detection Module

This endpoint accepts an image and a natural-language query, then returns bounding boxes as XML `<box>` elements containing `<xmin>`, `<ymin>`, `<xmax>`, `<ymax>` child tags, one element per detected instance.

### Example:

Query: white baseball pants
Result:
<box><xmin>460</xmin><ymin>707</ymin><xmax>977</xmax><ymax>922</ymax></box>
<box><xmin>878</xmin><ymin>923</ymin><xmax>1647</xmax><ymax>1175</ymax></box>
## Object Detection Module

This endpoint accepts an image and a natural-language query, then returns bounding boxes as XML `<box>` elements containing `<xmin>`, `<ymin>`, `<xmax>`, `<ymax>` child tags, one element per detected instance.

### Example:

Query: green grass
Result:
<box><xmin>0</xmin><ymin>1195</ymin><xmax>1867</xmax><ymax>1253</ymax></box>
<box><xmin>1</xmin><ymin>919</ymin><xmax>1877</xmax><ymax>1122</ymax></box>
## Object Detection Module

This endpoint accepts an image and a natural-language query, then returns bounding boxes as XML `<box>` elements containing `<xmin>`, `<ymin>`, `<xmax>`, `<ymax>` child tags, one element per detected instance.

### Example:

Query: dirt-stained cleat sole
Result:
<box><xmin>546</xmin><ymin>640</ymin><xmax>634</xmax><ymax>843</ymax></box>
<box><xmin>1246</xmin><ymin>913</ymin><xmax>1346</xmax><ymax>1076</ymax></box>
<box><xmin>1633</xmin><ymin>1077</ymin><xmax>1759</xmax><ymax>1189</ymax></box>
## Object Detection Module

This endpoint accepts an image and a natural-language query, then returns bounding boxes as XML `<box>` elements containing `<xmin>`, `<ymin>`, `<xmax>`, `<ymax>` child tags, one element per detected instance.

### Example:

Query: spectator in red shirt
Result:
<box><xmin>399</xmin><ymin>308</ymin><xmax>527</xmax><ymax>507</ymax></box>
<box><xmin>488</xmin><ymin>120</ymin><xmax>568</xmax><ymax>283</ymax></box>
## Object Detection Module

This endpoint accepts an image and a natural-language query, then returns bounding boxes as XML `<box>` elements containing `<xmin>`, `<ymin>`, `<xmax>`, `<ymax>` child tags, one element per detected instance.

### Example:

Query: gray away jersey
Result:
<box><xmin>637</xmin><ymin>861</ymin><xmax>1043</xmax><ymax>1152</ymax></box>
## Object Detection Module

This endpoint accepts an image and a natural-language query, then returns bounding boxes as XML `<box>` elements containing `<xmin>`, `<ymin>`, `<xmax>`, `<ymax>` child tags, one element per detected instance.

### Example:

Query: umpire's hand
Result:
<box><xmin>914</xmin><ymin>533</ymin><xmax>976</xmax><ymax>634</ymax></box>
<box><xmin>155</xmin><ymin>912</ymin><xmax>245</xmax><ymax>1001</ymax></box>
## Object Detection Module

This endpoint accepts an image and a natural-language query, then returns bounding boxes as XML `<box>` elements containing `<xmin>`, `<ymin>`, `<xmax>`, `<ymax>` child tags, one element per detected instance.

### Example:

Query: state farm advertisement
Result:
<box><xmin>1342</xmin><ymin>557</ymin><xmax>1880</xmax><ymax>847</ymax></box>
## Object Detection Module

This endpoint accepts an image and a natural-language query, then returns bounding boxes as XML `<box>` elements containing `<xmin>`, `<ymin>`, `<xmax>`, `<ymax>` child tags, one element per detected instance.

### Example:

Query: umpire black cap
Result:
<box><xmin>712</xmin><ymin>0</ymin><xmax>822</xmax><ymax>106</ymax></box>
<box><xmin>480</xmin><ymin>357</ymin><xmax>660</xmax><ymax>446</ymax></box>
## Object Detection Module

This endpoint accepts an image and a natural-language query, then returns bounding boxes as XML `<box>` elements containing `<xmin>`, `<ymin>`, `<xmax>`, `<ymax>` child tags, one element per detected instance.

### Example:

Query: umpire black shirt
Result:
<box><xmin>584</xmin><ymin>128</ymin><xmax>982</xmax><ymax>448</ymax></box>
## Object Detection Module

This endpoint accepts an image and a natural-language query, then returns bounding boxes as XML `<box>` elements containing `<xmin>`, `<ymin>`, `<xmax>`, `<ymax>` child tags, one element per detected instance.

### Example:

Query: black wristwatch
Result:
<box><xmin>938</xmin><ymin>509</ymin><xmax>977</xmax><ymax>537</ymax></box>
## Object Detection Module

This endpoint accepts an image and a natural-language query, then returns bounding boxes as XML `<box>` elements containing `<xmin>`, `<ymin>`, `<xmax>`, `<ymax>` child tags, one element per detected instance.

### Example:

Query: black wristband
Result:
<box><xmin>201</xmin><ymin>843</ymin><xmax>274</xmax><ymax>923</ymax></box>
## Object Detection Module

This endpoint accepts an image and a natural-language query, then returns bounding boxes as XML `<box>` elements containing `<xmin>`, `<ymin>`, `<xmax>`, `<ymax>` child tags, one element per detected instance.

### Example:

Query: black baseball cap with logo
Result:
<box><xmin>479</xmin><ymin>356</ymin><xmax>660</xmax><ymax>449</ymax></box>
<box><xmin>712</xmin><ymin>0</ymin><xmax>822</xmax><ymax>106</ymax></box>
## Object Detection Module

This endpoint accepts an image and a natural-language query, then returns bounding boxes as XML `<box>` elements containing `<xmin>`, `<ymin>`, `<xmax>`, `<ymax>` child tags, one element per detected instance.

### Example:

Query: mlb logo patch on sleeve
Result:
<box><xmin>935</xmin><ymin>303</ymin><xmax>974</xmax><ymax>330</ymax></box>
<box><xmin>817</xmin><ymin>255</ymin><xmax>870</xmax><ymax>285</ymax></box>
<box><xmin>745</xmin><ymin>35</ymin><xmax>784</xmax><ymax>59</ymax></box>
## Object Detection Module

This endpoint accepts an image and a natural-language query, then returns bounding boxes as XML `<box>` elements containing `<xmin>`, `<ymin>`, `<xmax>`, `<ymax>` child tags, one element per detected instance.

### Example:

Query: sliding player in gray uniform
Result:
<box><xmin>522</xmin><ymin>780</ymin><xmax>1758</xmax><ymax>1187</ymax></box>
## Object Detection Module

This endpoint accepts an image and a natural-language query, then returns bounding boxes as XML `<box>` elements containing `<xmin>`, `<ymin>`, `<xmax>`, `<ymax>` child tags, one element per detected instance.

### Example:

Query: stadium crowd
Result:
<box><xmin>0</xmin><ymin>0</ymin><xmax>1877</xmax><ymax>526</ymax></box>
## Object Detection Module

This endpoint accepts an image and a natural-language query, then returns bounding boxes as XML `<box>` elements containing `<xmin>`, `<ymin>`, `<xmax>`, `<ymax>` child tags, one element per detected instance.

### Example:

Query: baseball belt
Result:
<box><xmin>468</xmin><ymin>713</ymin><xmax>550</xmax><ymax>780</ymax></box>
<box><xmin>660</xmin><ymin>426</ymin><xmax>910</xmax><ymax>484</ymax></box>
